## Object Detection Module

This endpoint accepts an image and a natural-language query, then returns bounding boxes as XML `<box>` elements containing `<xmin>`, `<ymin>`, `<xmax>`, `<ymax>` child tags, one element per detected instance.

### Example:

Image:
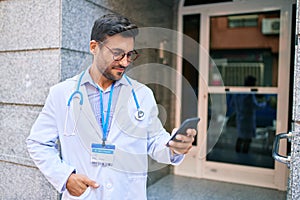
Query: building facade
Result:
<box><xmin>0</xmin><ymin>0</ymin><xmax>298</xmax><ymax>199</ymax></box>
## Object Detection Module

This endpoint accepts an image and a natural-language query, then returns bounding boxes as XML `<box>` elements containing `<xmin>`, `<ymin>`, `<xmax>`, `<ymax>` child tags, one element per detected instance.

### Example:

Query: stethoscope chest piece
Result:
<box><xmin>135</xmin><ymin>109</ymin><xmax>145</xmax><ymax>121</ymax></box>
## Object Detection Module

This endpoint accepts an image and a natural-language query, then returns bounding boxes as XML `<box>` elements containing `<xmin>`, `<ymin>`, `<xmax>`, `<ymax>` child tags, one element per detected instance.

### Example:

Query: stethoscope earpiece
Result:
<box><xmin>135</xmin><ymin>110</ymin><xmax>145</xmax><ymax>121</ymax></box>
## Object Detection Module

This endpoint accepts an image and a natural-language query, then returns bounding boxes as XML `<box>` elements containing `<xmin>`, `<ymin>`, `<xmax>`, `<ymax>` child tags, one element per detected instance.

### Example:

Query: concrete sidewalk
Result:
<box><xmin>147</xmin><ymin>175</ymin><xmax>286</xmax><ymax>200</ymax></box>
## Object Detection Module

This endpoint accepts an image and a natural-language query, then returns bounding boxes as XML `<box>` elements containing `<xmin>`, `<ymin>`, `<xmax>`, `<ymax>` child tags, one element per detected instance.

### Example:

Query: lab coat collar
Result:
<box><xmin>72</xmin><ymin>80</ymin><xmax>103</xmax><ymax>151</ymax></box>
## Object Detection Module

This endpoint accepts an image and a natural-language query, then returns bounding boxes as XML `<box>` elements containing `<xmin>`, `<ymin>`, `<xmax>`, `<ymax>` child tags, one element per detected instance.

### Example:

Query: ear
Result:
<box><xmin>90</xmin><ymin>40</ymin><xmax>98</xmax><ymax>55</ymax></box>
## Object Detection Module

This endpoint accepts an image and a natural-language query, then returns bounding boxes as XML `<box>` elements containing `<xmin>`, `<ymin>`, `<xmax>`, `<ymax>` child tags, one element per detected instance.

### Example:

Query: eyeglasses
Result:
<box><xmin>98</xmin><ymin>41</ymin><xmax>139</xmax><ymax>62</ymax></box>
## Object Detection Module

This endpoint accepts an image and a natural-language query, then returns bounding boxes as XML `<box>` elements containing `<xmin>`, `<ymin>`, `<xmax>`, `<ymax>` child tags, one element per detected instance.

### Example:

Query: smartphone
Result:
<box><xmin>167</xmin><ymin>117</ymin><xmax>200</xmax><ymax>146</ymax></box>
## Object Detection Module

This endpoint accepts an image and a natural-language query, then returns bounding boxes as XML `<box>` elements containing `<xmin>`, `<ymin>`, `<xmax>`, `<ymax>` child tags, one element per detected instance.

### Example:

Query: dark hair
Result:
<box><xmin>91</xmin><ymin>14</ymin><xmax>138</xmax><ymax>42</ymax></box>
<box><xmin>244</xmin><ymin>75</ymin><xmax>257</xmax><ymax>86</ymax></box>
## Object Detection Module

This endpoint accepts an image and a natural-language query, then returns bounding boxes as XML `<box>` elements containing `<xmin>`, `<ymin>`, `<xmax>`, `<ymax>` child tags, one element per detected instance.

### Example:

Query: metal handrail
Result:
<box><xmin>272</xmin><ymin>132</ymin><xmax>292</xmax><ymax>167</ymax></box>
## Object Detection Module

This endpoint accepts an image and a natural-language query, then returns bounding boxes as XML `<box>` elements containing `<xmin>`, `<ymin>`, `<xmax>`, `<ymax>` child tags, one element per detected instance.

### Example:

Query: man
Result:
<box><xmin>27</xmin><ymin>14</ymin><xmax>196</xmax><ymax>199</ymax></box>
<box><xmin>232</xmin><ymin>75</ymin><xmax>266</xmax><ymax>153</ymax></box>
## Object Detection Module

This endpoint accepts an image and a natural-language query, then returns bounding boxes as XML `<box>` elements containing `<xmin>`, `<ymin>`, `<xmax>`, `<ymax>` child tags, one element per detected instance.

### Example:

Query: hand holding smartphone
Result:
<box><xmin>167</xmin><ymin>117</ymin><xmax>200</xmax><ymax>146</ymax></box>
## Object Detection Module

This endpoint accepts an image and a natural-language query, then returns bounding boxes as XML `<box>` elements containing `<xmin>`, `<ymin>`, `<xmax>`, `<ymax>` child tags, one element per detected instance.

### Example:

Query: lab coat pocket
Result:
<box><xmin>63</xmin><ymin>186</ymin><xmax>91</xmax><ymax>200</ymax></box>
<box><xmin>126</xmin><ymin>174</ymin><xmax>147</xmax><ymax>199</ymax></box>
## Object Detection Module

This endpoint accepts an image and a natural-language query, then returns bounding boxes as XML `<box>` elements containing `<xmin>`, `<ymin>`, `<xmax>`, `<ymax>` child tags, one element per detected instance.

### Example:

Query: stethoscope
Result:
<box><xmin>63</xmin><ymin>71</ymin><xmax>145</xmax><ymax>136</ymax></box>
<box><xmin>123</xmin><ymin>74</ymin><xmax>145</xmax><ymax>121</ymax></box>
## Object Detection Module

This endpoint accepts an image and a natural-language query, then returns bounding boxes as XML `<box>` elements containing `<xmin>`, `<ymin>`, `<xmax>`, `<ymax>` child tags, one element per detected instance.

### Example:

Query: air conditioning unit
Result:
<box><xmin>262</xmin><ymin>18</ymin><xmax>280</xmax><ymax>35</ymax></box>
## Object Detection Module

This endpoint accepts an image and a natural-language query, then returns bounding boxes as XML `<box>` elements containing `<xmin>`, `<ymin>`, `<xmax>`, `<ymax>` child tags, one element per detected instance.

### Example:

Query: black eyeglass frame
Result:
<box><xmin>97</xmin><ymin>41</ymin><xmax>140</xmax><ymax>62</ymax></box>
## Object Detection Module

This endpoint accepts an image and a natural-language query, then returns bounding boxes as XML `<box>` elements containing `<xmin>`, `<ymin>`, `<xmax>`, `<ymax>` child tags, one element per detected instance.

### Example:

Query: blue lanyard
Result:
<box><xmin>97</xmin><ymin>82</ymin><xmax>115</xmax><ymax>145</ymax></box>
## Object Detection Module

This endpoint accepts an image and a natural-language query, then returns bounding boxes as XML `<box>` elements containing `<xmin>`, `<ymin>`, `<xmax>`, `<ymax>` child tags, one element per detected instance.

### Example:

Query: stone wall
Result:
<box><xmin>289</xmin><ymin>0</ymin><xmax>300</xmax><ymax>199</ymax></box>
<box><xmin>0</xmin><ymin>0</ymin><xmax>178</xmax><ymax>199</ymax></box>
<box><xmin>0</xmin><ymin>0</ymin><xmax>61</xmax><ymax>199</ymax></box>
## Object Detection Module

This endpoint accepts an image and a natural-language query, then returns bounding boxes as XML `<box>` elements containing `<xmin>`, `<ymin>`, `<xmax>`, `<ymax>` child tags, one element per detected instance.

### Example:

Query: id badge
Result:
<box><xmin>91</xmin><ymin>143</ymin><xmax>115</xmax><ymax>166</ymax></box>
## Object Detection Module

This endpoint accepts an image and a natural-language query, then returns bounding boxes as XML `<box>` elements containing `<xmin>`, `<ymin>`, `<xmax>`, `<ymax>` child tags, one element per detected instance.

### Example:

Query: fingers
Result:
<box><xmin>168</xmin><ymin>135</ymin><xmax>193</xmax><ymax>154</ymax></box>
<box><xmin>168</xmin><ymin>139</ymin><xmax>193</xmax><ymax>149</ymax></box>
<box><xmin>83</xmin><ymin>177</ymin><xmax>100</xmax><ymax>188</ymax></box>
<box><xmin>66</xmin><ymin>173</ymin><xmax>99</xmax><ymax>197</ymax></box>
<box><xmin>186</xmin><ymin>128</ymin><xmax>197</xmax><ymax>137</ymax></box>
<box><xmin>171</xmin><ymin>128</ymin><xmax>178</xmax><ymax>135</ymax></box>
<box><xmin>174</xmin><ymin>129</ymin><xmax>196</xmax><ymax>143</ymax></box>
<box><xmin>169</xmin><ymin>141</ymin><xmax>193</xmax><ymax>155</ymax></box>
<box><xmin>168</xmin><ymin>128</ymin><xmax>197</xmax><ymax>154</ymax></box>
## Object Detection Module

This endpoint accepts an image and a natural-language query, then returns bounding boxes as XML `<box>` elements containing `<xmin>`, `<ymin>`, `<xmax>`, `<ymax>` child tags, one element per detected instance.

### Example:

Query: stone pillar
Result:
<box><xmin>288</xmin><ymin>0</ymin><xmax>300</xmax><ymax>199</ymax></box>
<box><xmin>0</xmin><ymin>0</ymin><xmax>61</xmax><ymax>199</ymax></box>
<box><xmin>294</xmin><ymin>0</ymin><xmax>300</xmax><ymax>122</ymax></box>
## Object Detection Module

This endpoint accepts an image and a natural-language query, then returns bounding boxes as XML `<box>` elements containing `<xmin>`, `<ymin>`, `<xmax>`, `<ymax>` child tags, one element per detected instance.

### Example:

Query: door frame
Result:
<box><xmin>175</xmin><ymin>0</ymin><xmax>293</xmax><ymax>190</ymax></box>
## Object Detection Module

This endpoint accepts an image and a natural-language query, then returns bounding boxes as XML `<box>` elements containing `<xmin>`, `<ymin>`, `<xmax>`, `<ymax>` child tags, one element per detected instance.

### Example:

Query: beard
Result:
<box><xmin>101</xmin><ymin>65</ymin><xmax>127</xmax><ymax>81</ymax></box>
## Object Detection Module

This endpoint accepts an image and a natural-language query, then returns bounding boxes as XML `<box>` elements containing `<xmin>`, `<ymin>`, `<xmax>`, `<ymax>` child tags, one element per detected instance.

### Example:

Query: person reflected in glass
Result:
<box><xmin>232</xmin><ymin>75</ymin><xmax>267</xmax><ymax>153</ymax></box>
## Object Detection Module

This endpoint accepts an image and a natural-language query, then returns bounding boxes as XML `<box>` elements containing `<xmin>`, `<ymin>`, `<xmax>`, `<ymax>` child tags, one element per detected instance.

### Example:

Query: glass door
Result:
<box><xmin>207</xmin><ymin>11</ymin><xmax>280</xmax><ymax>169</ymax></box>
<box><xmin>175</xmin><ymin>0</ymin><xmax>293</xmax><ymax>190</ymax></box>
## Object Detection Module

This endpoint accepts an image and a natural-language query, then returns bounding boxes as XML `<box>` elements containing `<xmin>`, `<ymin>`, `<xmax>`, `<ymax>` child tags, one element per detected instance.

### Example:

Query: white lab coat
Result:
<box><xmin>27</xmin><ymin>74</ymin><xmax>183</xmax><ymax>200</ymax></box>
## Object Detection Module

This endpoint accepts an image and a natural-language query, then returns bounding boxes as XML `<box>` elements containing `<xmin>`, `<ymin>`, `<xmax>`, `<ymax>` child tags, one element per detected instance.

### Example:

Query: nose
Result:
<box><xmin>118</xmin><ymin>55</ymin><xmax>130</xmax><ymax>67</ymax></box>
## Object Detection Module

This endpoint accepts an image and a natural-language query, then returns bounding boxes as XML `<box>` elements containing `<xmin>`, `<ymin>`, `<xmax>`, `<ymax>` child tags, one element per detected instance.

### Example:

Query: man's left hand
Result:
<box><xmin>168</xmin><ymin>128</ymin><xmax>197</xmax><ymax>155</ymax></box>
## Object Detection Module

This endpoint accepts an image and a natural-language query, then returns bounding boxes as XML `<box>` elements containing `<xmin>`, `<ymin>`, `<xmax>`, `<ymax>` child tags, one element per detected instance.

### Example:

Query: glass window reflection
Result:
<box><xmin>207</xmin><ymin>93</ymin><xmax>277</xmax><ymax>169</ymax></box>
<box><xmin>209</xmin><ymin>11</ymin><xmax>280</xmax><ymax>87</ymax></box>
